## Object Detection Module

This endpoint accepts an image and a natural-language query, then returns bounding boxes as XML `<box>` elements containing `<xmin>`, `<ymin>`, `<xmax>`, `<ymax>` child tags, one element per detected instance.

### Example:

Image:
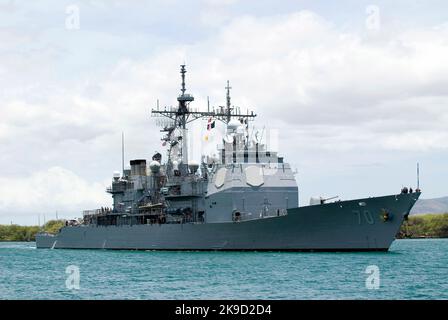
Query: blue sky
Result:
<box><xmin>1</xmin><ymin>0</ymin><xmax>448</xmax><ymax>224</ymax></box>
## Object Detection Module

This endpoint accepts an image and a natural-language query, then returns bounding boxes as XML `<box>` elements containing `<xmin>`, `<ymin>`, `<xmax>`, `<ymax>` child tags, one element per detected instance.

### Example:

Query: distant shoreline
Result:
<box><xmin>0</xmin><ymin>220</ymin><xmax>64</xmax><ymax>242</ymax></box>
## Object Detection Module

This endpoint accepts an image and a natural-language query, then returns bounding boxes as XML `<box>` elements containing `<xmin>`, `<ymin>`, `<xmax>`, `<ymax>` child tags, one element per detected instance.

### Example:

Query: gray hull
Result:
<box><xmin>36</xmin><ymin>193</ymin><xmax>419</xmax><ymax>251</ymax></box>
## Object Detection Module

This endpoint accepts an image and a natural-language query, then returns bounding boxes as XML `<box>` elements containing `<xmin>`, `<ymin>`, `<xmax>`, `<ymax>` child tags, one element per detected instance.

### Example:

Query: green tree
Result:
<box><xmin>0</xmin><ymin>220</ymin><xmax>66</xmax><ymax>241</ymax></box>
<box><xmin>398</xmin><ymin>214</ymin><xmax>448</xmax><ymax>238</ymax></box>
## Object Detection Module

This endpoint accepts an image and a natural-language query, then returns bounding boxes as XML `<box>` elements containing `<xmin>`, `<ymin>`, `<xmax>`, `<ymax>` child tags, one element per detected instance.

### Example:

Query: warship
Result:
<box><xmin>36</xmin><ymin>65</ymin><xmax>420</xmax><ymax>251</ymax></box>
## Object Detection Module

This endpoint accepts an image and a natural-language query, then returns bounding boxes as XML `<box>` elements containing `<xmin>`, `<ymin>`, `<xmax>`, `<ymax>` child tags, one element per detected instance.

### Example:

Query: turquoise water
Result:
<box><xmin>0</xmin><ymin>239</ymin><xmax>447</xmax><ymax>300</ymax></box>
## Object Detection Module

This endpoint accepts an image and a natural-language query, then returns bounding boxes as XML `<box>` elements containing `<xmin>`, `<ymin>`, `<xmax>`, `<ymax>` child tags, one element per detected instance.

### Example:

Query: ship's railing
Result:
<box><xmin>83</xmin><ymin>209</ymin><xmax>102</xmax><ymax>216</ymax></box>
<box><xmin>232</xmin><ymin>212</ymin><xmax>253</xmax><ymax>222</ymax></box>
<box><xmin>263</xmin><ymin>209</ymin><xmax>288</xmax><ymax>218</ymax></box>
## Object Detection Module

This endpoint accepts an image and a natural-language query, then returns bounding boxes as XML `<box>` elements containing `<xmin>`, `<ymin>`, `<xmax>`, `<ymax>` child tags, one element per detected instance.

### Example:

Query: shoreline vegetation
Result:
<box><xmin>0</xmin><ymin>220</ymin><xmax>65</xmax><ymax>242</ymax></box>
<box><xmin>0</xmin><ymin>214</ymin><xmax>447</xmax><ymax>242</ymax></box>
<box><xmin>397</xmin><ymin>213</ymin><xmax>448</xmax><ymax>239</ymax></box>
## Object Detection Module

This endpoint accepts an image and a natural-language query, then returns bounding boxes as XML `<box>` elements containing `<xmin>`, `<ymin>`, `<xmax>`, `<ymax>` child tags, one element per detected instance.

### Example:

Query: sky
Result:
<box><xmin>1</xmin><ymin>0</ymin><xmax>448</xmax><ymax>225</ymax></box>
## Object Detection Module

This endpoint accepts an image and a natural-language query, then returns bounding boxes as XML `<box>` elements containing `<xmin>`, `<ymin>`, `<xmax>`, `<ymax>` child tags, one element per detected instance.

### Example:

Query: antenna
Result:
<box><xmin>225</xmin><ymin>80</ymin><xmax>232</xmax><ymax>122</ymax></box>
<box><xmin>226</xmin><ymin>80</ymin><xmax>232</xmax><ymax>109</ymax></box>
<box><xmin>122</xmin><ymin>132</ymin><xmax>125</xmax><ymax>175</ymax></box>
<box><xmin>180</xmin><ymin>64</ymin><xmax>187</xmax><ymax>95</ymax></box>
<box><xmin>417</xmin><ymin>162</ymin><xmax>420</xmax><ymax>190</ymax></box>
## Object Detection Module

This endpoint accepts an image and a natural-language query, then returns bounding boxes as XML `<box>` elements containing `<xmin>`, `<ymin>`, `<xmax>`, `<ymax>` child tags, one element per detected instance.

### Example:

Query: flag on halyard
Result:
<box><xmin>207</xmin><ymin>118</ymin><xmax>215</xmax><ymax>131</ymax></box>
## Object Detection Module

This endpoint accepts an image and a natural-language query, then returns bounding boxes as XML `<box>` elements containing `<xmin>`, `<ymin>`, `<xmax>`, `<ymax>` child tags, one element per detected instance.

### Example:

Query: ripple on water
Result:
<box><xmin>0</xmin><ymin>239</ymin><xmax>447</xmax><ymax>299</ymax></box>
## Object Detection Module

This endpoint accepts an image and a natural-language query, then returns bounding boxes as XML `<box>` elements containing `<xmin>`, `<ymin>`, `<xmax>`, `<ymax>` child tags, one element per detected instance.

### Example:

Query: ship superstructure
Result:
<box><xmin>83</xmin><ymin>65</ymin><xmax>297</xmax><ymax>227</ymax></box>
<box><xmin>36</xmin><ymin>66</ymin><xmax>420</xmax><ymax>251</ymax></box>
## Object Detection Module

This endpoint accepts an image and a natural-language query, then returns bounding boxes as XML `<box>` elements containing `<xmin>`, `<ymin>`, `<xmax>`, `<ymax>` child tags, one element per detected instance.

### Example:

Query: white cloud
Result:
<box><xmin>2</xmin><ymin>7</ymin><xmax>448</xmax><ymax>222</ymax></box>
<box><xmin>0</xmin><ymin>167</ymin><xmax>110</xmax><ymax>224</ymax></box>
<box><xmin>4</xmin><ymin>10</ymin><xmax>447</xmax><ymax>153</ymax></box>
<box><xmin>151</xmin><ymin>11</ymin><xmax>448</xmax><ymax>156</ymax></box>
<box><xmin>203</xmin><ymin>0</ymin><xmax>239</xmax><ymax>5</ymax></box>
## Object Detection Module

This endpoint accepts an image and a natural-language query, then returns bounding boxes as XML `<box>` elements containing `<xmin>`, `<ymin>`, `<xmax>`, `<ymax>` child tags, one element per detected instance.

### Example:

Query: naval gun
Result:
<box><xmin>309</xmin><ymin>196</ymin><xmax>339</xmax><ymax>206</ymax></box>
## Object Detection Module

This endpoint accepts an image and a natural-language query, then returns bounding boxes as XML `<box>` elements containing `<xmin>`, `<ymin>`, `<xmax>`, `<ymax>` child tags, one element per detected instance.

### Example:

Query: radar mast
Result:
<box><xmin>151</xmin><ymin>65</ymin><xmax>257</xmax><ymax>175</ymax></box>
<box><xmin>225</xmin><ymin>80</ymin><xmax>232</xmax><ymax>123</ymax></box>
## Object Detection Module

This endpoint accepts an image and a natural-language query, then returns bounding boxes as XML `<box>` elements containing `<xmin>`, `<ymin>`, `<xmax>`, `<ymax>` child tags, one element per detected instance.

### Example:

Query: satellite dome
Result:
<box><xmin>224</xmin><ymin>134</ymin><xmax>234</xmax><ymax>144</ymax></box>
<box><xmin>227</xmin><ymin>119</ymin><xmax>240</xmax><ymax>130</ymax></box>
<box><xmin>236</xmin><ymin>125</ymin><xmax>245</xmax><ymax>134</ymax></box>
<box><xmin>149</xmin><ymin>161</ymin><xmax>161</xmax><ymax>173</ymax></box>
<box><xmin>189</xmin><ymin>161</ymin><xmax>199</xmax><ymax>174</ymax></box>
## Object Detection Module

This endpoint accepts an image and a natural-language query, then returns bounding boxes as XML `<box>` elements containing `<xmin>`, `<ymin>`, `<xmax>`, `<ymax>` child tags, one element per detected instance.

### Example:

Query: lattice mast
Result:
<box><xmin>151</xmin><ymin>65</ymin><xmax>257</xmax><ymax>168</ymax></box>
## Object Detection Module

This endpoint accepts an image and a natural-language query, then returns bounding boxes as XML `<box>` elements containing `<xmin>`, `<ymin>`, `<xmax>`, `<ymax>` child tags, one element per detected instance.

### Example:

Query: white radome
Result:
<box><xmin>224</xmin><ymin>134</ymin><xmax>234</xmax><ymax>144</ymax></box>
<box><xmin>149</xmin><ymin>161</ymin><xmax>161</xmax><ymax>173</ymax></box>
<box><xmin>236</xmin><ymin>125</ymin><xmax>245</xmax><ymax>134</ymax></box>
<box><xmin>189</xmin><ymin>161</ymin><xmax>199</xmax><ymax>174</ymax></box>
<box><xmin>227</xmin><ymin>119</ymin><xmax>240</xmax><ymax>130</ymax></box>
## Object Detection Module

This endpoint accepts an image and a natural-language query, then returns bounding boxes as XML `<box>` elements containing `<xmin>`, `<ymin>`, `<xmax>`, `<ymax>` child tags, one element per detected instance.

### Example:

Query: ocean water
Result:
<box><xmin>0</xmin><ymin>239</ymin><xmax>447</xmax><ymax>300</ymax></box>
